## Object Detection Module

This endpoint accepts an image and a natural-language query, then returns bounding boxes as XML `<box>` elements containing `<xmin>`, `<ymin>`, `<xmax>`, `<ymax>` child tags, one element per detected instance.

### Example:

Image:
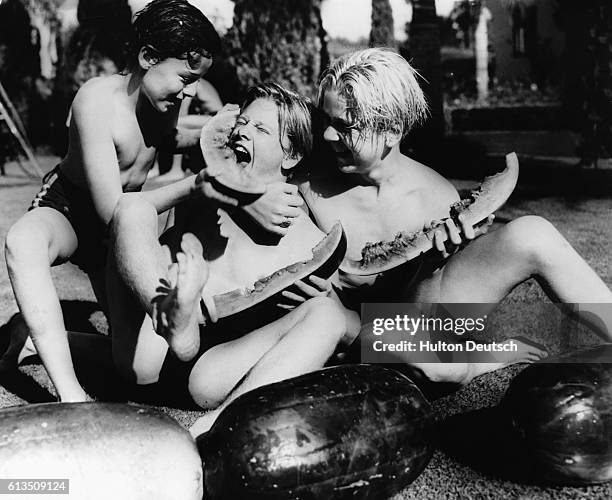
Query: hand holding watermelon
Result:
<box><xmin>276</xmin><ymin>275</ymin><xmax>333</xmax><ymax>311</ymax></box>
<box><xmin>431</xmin><ymin>213</ymin><xmax>496</xmax><ymax>259</ymax></box>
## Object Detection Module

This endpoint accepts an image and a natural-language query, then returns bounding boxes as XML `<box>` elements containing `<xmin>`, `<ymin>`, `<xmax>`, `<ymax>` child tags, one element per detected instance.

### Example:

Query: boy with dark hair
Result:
<box><xmin>3</xmin><ymin>0</ymin><xmax>225</xmax><ymax>402</ymax></box>
<box><xmin>127</xmin><ymin>0</ymin><xmax>221</xmax><ymax>71</ymax></box>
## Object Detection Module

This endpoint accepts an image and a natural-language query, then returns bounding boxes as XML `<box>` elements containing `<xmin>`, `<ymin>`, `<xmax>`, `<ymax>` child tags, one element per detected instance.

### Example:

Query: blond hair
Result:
<box><xmin>318</xmin><ymin>48</ymin><xmax>428</xmax><ymax>138</ymax></box>
<box><xmin>244</xmin><ymin>82</ymin><xmax>312</xmax><ymax>159</ymax></box>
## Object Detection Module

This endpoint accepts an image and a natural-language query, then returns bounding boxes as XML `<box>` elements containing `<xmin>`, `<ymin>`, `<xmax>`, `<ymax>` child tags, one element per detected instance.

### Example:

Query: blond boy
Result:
<box><xmin>300</xmin><ymin>48</ymin><xmax>612</xmax><ymax>384</ymax></box>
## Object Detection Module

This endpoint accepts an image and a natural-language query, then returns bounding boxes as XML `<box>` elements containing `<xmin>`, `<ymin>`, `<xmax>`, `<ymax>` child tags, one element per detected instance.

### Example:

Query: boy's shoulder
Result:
<box><xmin>396</xmin><ymin>155</ymin><xmax>459</xmax><ymax>215</ymax></box>
<box><xmin>71</xmin><ymin>74</ymin><xmax>124</xmax><ymax>115</ymax></box>
<box><xmin>398</xmin><ymin>154</ymin><xmax>457</xmax><ymax>194</ymax></box>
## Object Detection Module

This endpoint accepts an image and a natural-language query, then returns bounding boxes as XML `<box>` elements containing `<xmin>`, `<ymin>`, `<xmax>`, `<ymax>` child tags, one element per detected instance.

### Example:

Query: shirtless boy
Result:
<box><xmin>107</xmin><ymin>83</ymin><xmax>356</xmax><ymax>435</ymax></box>
<box><xmin>300</xmin><ymin>48</ymin><xmax>612</xmax><ymax>384</ymax></box>
<box><xmin>2</xmin><ymin>0</ymin><xmax>225</xmax><ymax>402</ymax></box>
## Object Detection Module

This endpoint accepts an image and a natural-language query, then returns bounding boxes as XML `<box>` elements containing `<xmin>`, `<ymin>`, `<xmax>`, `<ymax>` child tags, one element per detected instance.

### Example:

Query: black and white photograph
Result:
<box><xmin>0</xmin><ymin>0</ymin><xmax>611</xmax><ymax>498</ymax></box>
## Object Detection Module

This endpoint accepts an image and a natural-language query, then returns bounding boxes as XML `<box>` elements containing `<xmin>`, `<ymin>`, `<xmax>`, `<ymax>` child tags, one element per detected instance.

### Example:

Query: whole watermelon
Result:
<box><xmin>502</xmin><ymin>344</ymin><xmax>612</xmax><ymax>485</ymax></box>
<box><xmin>197</xmin><ymin>364</ymin><xmax>433</xmax><ymax>499</ymax></box>
<box><xmin>0</xmin><ymin>402</ymin><xmax>202</xmax><ymax>499</ymax></box>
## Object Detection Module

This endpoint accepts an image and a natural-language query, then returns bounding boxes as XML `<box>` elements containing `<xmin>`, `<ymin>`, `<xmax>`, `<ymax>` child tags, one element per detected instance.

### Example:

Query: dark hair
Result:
<box><xmin>243</xmin><ymin>82</ymin><xmax>312</xmax><ymax>159</ymax></box>
<box><xmin>128</xmin><ymin>0</ymin><xmax>221</xmax><ymax>67</ymax></box>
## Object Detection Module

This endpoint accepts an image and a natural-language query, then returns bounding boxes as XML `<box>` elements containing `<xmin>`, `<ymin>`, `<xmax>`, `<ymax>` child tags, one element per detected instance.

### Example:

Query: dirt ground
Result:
<box><xmin>1</xmin><ymin>155</ymin><xmax>611</xmax><ymax>499</ymax></box>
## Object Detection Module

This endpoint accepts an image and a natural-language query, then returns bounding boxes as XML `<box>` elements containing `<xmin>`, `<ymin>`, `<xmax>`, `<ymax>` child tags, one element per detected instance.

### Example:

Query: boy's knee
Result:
<box><xmin>304</xmin><ymin>297</ymin><xmax>347</xmax><ymax>336</ymax></box>
<box><xmin>111</xmin><ymin>194</ymin><xmax>156</xmax><ymax>235</ymax></box>
<box><xmin>188</xmin><ymin>362</ymin><xmax>225</xmax><ymax>410</ymax></box>
<box><xmin>5</xmin><ymin>223</ymin><xmax>44</xmax><ymax>266</ymax></box>
<box><xmin>502</xmin><ymin>215</ymin><xmax>567</xmax><ymax>266</ymax></box>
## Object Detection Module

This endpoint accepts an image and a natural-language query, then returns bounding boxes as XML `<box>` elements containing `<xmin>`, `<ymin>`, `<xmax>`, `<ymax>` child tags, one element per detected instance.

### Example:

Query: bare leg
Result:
<box><xmin>107</xmin><ymin>195</ymin><xmax>173</xmax><ymax>384</ymax></box>
<box><xmin>1</xmin><ymin>320</ymin><xmax>125</xmax><ymax>400</ymax></box>
<box><xmin>414</xmin><ymin>216</ymin><xmax>612</xmax><ymax>331</ymax></box>
<box><xmin>404</xmin><ymin>215</ymin><xmax>612</xmax><ymax>382</ymax></box>
<box><xmin>153</xmin><ymin>233</ymin><xmax>208</xmax><ymax>361</ymax></box>
<box><xmin>109</xmin><ymin>194</ymin><xmax>172</xmax><ymax>315</ymax></box>
<box><xmin>413</xmin><ymin>338</ymin><xmax>548</xmax><ymax>385</ymax></box>
<box><xmin>188</xmin><ymin>296</ymin><xmax>347</xmax><ymax>437</ymax></box>
<box><xmin>155</xmin><ymin>153</ymin><xmax>187</xmax><ymax>182</ymax></box>
<box><xmin>2</xmin><ymin>324</ymin><xmax>112</xmax><ymax>368</ymax></box>
<box><xmin>4</xmin><ymin>208</ymin><xmax>88</xmax><ymax>402</ymax></box>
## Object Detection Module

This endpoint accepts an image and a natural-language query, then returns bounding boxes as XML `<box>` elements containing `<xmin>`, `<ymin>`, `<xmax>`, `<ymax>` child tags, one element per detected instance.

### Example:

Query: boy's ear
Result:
<box><xmin>281</xmin><ymin>154</ymin><xmax>303</xmax><ymax>172</ymax></box>
<box><xmin>384</xmin><ymin>130</ymin><xmax>402</xmax><ymax>148</ymax></box>
<box><xmin>138</xmin><ymin>46</ymin><xmax>159</xmax><ymax>70</ymax></box>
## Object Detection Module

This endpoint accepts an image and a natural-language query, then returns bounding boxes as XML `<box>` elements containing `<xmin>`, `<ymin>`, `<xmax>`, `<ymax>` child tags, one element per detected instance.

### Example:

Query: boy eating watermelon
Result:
<box><xmin>300</xmin><ymin>48</ymin><xmax>612</xmax><ymax>385</ymax></box>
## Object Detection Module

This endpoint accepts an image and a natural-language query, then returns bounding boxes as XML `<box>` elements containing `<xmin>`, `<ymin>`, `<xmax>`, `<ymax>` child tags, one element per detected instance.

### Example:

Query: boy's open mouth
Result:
<box><xmin>232</xmin><ymin>144</ymin><xmax>252</xmax><ymax>166</ymax></box>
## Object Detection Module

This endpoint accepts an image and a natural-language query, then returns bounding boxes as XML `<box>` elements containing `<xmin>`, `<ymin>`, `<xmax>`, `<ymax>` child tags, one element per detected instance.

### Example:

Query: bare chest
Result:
<box><xmin>306</xmin><ymin>186</ymin><xmax>428</xmax><ymax>260</ymax></box>
<box><xmin>113</xmin><ymin>115</ymin><xmax>171</xmax><ymax>188</ymax></box>
<box><xmin>196</xmin><ymin>210</ymin><xmax>321</xmax><ymax>296</ymax></box>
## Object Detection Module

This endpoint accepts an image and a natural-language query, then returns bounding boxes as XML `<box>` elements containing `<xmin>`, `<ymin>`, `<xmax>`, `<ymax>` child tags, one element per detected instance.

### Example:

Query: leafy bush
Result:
<box><xmin>557</xmin><ymin>0</ymin><xmax>612</xmax><ymax>165</ymax></box>
<box><xmin>370</xmin><ymin>0</ymin><xmax>394</xmax><ymax>48</ymax></box>
<box><xmin>223</xmin><ymin>0</ymin><xmax>329</xmax><ymax>100</ymax></box>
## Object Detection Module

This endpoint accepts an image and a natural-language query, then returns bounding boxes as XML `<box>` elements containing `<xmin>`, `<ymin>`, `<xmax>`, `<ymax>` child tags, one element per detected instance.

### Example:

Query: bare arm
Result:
<box><xmin>162</xmin><ymin>126</ymin><xmax>206</xmax><ymax>152</ymax></box>
<box><xmin>178</xmin><ymin>114</ymin><xmax>212</xmax><ymax>130</ymax></box>
<box><xmin>71</xmin><ymin>87</ymin><xmax>123</xmax><ymax>225</ymax></box>
<box><xmin>139</xmin><ymin>175</ymin><xmax>200</xmax><ymax>213</ymax></box>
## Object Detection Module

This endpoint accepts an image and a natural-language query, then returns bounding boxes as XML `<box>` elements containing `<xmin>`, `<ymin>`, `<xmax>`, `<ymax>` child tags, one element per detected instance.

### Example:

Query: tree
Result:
<box><xmin>0</xmin><ymin>0</ymin><xmax>38</xmax><ymax>162</ymax></box>
<box><xmin>0</xmin><ymin>1</ymin><xmax>63</xmax><ymax>148</ymax></box>
<box><xmin>557</xmin><ymin>0</ymin><xmax>612</xmax><ymax>167</ymax></box>
<box><xmin>369</xmin><ymin>0</ymin><xmax>394</xmax><ymax>47</ymax></box>
<box><xmin>400</xmin><ymin>0</ymin><xmax>444</xmax><ymax>158</ymax></box>
<box><xmin>20</xmin><ymin>0</ymin><xmax>62</xmax><ymax>79</ymax></box>
<box><xmin>473</xmin><ymin>1</ymin><xmax>492</xmax><ymax>102</ymax></box>
<box><xmin>51</xmin><ymin>0</ymin><xmax>132</xmax><ymax>153</ymax></box>
<box><xmin>224</xmin><ymin>0</ymin><xmax>329</xmax><ymax>100</ymax></box>
<box><xmin>450</xmin><ymin>0</ymin><xmax>492</xmax><ymax>102</ymax></box>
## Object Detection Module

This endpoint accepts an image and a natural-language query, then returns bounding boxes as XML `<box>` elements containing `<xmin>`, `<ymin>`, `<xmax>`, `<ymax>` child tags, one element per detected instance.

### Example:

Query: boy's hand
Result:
<box><xmin>433</xmin><ymin>214</ymin><xmax>495</xmax><ymax>258</ymax></box>
<box><xmin>200</xmin><ymin>104</ymin><xmax>240</xmax><ymax>177</ymax></box>
<box><xmin>200</xmin><ymin>105</ymin><xmax>239</xmax><ymax>148</ymax></box>
<box><xmin>276</xmin><ymin>276</ymin><xmax>332</xmax><ymax>311</ymax></box>
<box><xmin>243</xmin><ymin>182</ymin><xmax>304</xmax><ymax>236</ymax></box>
<box><xmin>193</xmin><ymin>169</ymin><xmax>239</xmax><ymax>206</ymax></box>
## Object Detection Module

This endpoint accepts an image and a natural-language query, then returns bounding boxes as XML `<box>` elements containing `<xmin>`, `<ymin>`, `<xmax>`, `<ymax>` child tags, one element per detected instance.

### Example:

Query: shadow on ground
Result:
<box><xmin>0</xmin><ymin>301</ymin><xmax>198</xmax><ymax>410</ymax></box>
<box><xmin>437</xmin><ymin>406</ymin><xmax>532</xmax><ymax>484</ymax></box>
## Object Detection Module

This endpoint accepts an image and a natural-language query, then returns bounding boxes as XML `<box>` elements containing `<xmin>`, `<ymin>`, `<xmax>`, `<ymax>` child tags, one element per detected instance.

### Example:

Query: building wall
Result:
<box><xmin>488</xmin><ymin>0</ymin><xmax>564</xmax><ymax>82</ymax></box>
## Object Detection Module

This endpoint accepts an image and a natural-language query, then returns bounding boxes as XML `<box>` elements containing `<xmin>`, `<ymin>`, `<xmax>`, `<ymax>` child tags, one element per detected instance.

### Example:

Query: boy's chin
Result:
<box><xmin>156</xmin><ymin>100</ymin><xmax>179</xmax><ymax>113</ymax></box>
<box><xmin>338</xmin><ymin>164</ymin><xmax>358</xmax><ymax>174</ymax></box>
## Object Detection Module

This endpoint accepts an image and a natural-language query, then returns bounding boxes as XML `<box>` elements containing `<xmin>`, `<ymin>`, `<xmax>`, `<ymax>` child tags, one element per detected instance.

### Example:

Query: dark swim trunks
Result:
<box><xmin>29</xmin><ymin>166</ymin><xmax>108</xmax><ymax>274</ymax></box>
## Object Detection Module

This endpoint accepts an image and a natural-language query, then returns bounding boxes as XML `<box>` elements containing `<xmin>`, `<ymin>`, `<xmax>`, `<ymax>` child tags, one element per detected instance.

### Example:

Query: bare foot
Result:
<box><xmin>0</xmin><ymin>314</ymin><xmax>35</xmax><ymax>372</ymax></box>
<box><xmin>189</xmin><ymin>410</ymin><xmax>220</xmax><ymax>438</ymax></box>
<box><xmin>467</xmin><ymin>337</ymin><xmax>548</xmax><ymax>381</ymax></box>
<box><xmin>152</xmin><ymin>234</ymin><xmax>208</xmax><ymax>362</ymax></box>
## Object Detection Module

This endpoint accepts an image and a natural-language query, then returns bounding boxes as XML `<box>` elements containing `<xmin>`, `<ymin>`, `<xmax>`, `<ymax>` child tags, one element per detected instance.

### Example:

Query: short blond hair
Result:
<box><xmin>244</xmin><ymin>82</ymin><xmax>312</xmax><ymax>159</ymax></box>
<box><xmin>318</xmin><ymin>48</ymin><xmax>428</xmax><ymax>138</ymax></box>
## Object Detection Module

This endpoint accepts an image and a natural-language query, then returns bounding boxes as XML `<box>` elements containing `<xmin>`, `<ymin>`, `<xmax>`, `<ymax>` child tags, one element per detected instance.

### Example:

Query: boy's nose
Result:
<box><xmin>234</xmin><ymin>122</ymin><xmax>253</xmax><ymax>140</ymax></box>
<box><xmin>183</xmin><ymin>81</ymin><xmax>198</xmax><ymax>99</ymax></box>
<box><xmin>323</xmin><ymin>126</ymin><xmax>340</xmax><ymax>142</ymax></box>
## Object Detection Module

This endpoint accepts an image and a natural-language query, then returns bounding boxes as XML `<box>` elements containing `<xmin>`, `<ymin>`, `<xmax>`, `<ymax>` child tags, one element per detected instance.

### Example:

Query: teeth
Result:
<box><xmin>233</xmin><ymin>144</ymin><xmax>251</xmax><ymax>164</ymax></box>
